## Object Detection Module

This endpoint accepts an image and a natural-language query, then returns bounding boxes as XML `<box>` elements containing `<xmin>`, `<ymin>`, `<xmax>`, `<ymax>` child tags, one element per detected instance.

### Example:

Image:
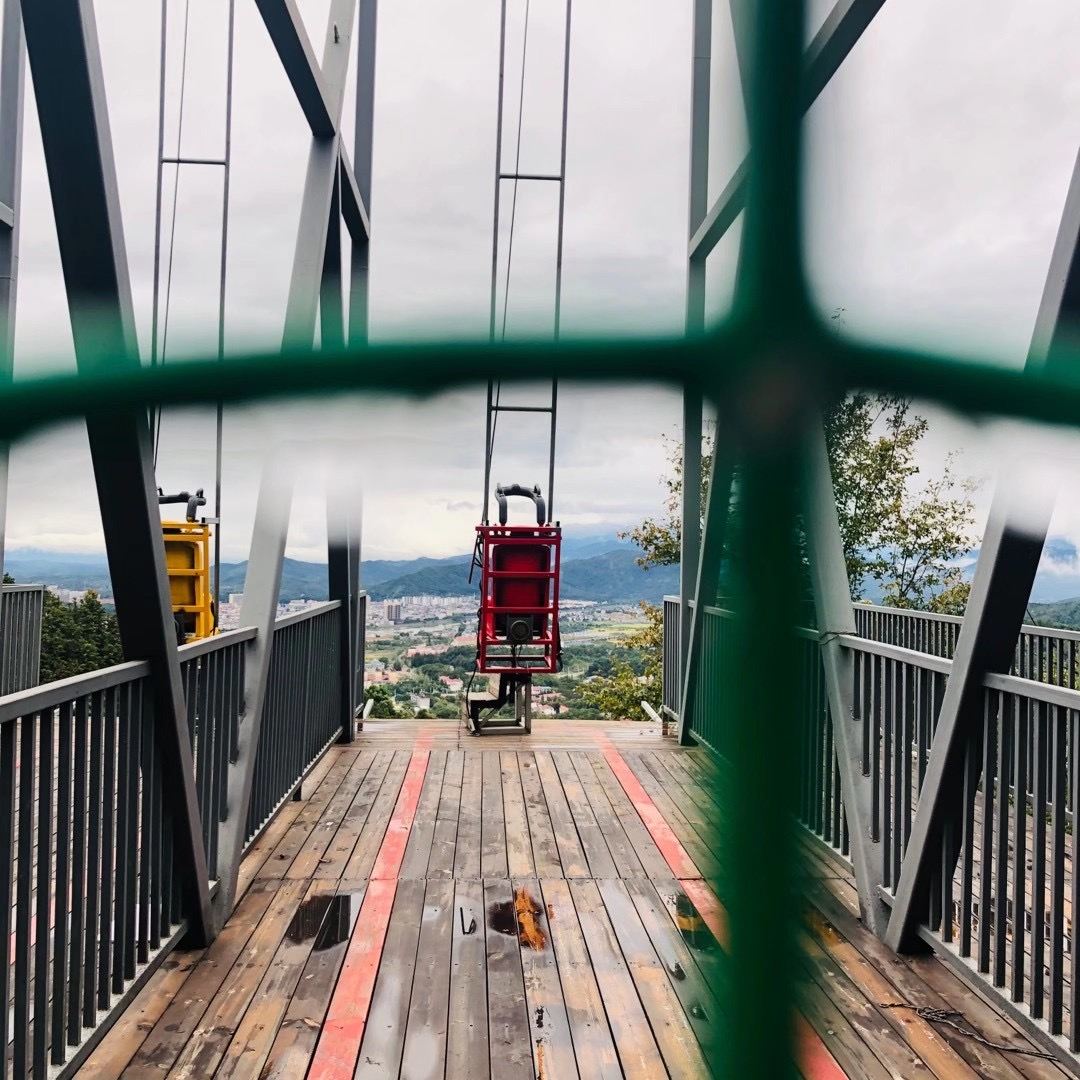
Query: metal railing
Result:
<box><xmin>664</xmin><ymin>597</ymin><xmax>1080</xmax><ymax>1059</ymax></box>
<box><xmin>0</xmin><ymin>583</ymin><xmax>43</xmax><ymax>693</ymax></box>
<box><xmin>178</xmin><ymin>628</ymin><xmax>253</xmax><ymax>879</ymax></box>
<box><xmin>246</xmin><ymin>602</ymin><xmax>342</xmax><ymax>843</ymax></box>
<box><xmin>856</xmin><ymin>602</ymin><xmax>1080</xmax><ymax>688</ymax></box>
<box><xmin>662</xmin><ymin>595</ymin><xmax>681</xmax><ymax>718</ymax></box>
<box><xmin>0</xmin><ymin>602</ymin><xmax>346</xmax><ymax>1075</ymax></box>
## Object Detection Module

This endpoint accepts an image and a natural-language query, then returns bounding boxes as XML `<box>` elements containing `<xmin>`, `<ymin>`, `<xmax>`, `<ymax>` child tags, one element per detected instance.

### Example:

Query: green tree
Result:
<box><xmin>40</xmin><ymin>589</ymin><xmax>123</xmax><ymax>683</ymax></box>
<box><xmin>364</xmin><ymin>683</ymin><xmax>400</xmax><ymax>719</ymax></box>
<box><xmin>824</xmin><ymin>395</ymin><xmax>976</xmax><ymax>612</ymax></box>
<box><xmin>624</xmin><ymin>396</ymin><xmax>976</xmax><ymax>612</ymax></box>
<box><xmin>574</xmin><ymin>603</ymin><xmax>663</xmax><ymax>720</ymax></box>
<box><xmin>598</xmin><ymin>395</ymin><xmax>978</xmax><ymax>721</ymax></box>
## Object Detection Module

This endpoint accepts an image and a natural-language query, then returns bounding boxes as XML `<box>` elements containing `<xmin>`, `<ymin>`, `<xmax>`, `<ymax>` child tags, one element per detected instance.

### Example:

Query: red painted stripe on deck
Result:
<box><xmin>601</xmin><ymin>740</ymin><xmax>846</xmax><ymax>1080</ymax></box>
<box><xmin>308</xmin><ymin>742</ymin><xmax>430</xmax><ymax>1080</ymax></box>
<box><xmin>681</xmin><ymin>879</ymin><xmax>843</xmax><ymax>1077</ymax></box>
<box><xmin>794</xmin><ymin>1015</ymin><xmax>847</xmax><ymax>1080</ymax></box>
<box><xmin>680</xmin><ymin>877</ymin><xmax>730</xmax><ymax>950</ymax></box>
<box><xmin>598</xmin><ymin>737</ymin><xmax>700</xmax><ymax>879</ymax></box>
<box><xmin>371</xmin><ymin>744</ymin><xmax>429</xmax><ymax>881</ymax></box>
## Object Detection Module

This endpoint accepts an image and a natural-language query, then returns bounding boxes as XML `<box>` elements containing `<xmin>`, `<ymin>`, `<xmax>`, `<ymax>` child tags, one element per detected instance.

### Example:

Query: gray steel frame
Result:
<box><xmin>214</xmin><ymin>465</ymin><xmax>292</xmax><ymax>927</ymax></box>
<box><xmin>886</xmin><ymin>145</ymin><xmax>1080</xmax><ymax>950</ymax></box>
<box><xmin>19</xmin><ymin>0</ymin><xmax>213</xmax><ymax>944</ymax></box>
<box><xmin>9</xmin><ymin>0</ymin><xmax>378</xmax><ymax>946</ymax></box>
<box><xmin>679</xmin><ymin>0</ymin><xmax>1080</xmax><ymax>963</ymax></box>
<box><xmin>676</xmin><ymin>0</ymin><xmax>899</xmax><ymax>943</ymax></box>
<box><xmin>0</xmin><ymin>0</ymin><xmax>21</xmax><ymax>589</ymax></box>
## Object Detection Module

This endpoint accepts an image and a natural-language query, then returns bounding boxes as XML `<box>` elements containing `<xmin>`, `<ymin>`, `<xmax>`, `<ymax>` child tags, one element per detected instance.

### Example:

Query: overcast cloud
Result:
<box><xmin>6</xmin><ymin>1</ymin><xmax>1080</xmax><ymax>569</ymax></box>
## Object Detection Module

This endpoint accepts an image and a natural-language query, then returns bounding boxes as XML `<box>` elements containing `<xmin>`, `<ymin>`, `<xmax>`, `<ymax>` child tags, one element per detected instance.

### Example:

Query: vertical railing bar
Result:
<box><xmin>51</xmin><ymin>700</ymin><xmax>73</xmax><ymax>1065</ymax></box>
<box><xmin>13</xmin><ymin>714</ymin><xmax>34</xmax><ymax>1078</ymax></box>
<box><xmin>97</xmin><ymin>685</ymin><xmax>116</xmax><ymax>1011</ymax></box>
<box><xmin>993</xmin><ymin>693</ymin><xmax>1010</xmax><ymax>988</ymax></box>
<box><xmin>1070</xmin><ymin>706</ymin><xmax>1080</xmax><ymax>1049</ymax></box>
<box><xmin>1012</xmin><ymin>694</ymin><xmax>1028</xmax><ymax>1004</ymax></box>
<box><xmin>978</xmin><ymin>694</ymin><xmax>994</xmax><ymax>974</ymax></box>
<box><xmin>83</xmin><ymin>691</ymin><xmax>102</xmax><ymax>1025</ymax></box>
<box><xmin>959</xmin><ymin>731</ymin><xmax>976</xmax><ymax>959</ymax></box>
<box><xmin>138</xmin><ymin>677</ymin><xmax>153</xmax><ymax>963</ymax></box>
<box><xmin>33</xmin><ymin>708</ymin><xmax>54</xmax><ymax>1074</ymax></box>
<box><xmin>1033</xmin><ymin>701</ymin><xmax>1049</xmax><ymax>1019</ymax></box>
<box><xmin>0</xmin><ymin>719</ymin><xmax>13</xmax><ymax>1079</ymax></box>
<box><xmin>1050</xmin><ymin>705</ymin><xmax>1067</xmax><ymax>1032</ymax></box>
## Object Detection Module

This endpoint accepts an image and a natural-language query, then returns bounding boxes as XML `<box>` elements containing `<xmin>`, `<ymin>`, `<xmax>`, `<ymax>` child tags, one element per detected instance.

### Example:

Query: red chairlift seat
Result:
<box><xmin>474</xmin><ymin>484</ymin><xmax>561</xmax><ymax>677</ymax></box>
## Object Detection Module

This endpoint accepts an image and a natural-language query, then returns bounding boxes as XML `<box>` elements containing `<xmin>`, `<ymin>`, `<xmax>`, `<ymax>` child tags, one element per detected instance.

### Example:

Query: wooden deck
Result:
<box><xmin>83</xmin><ymin>718</ymin><xmax>1076</xmax><ymax>1079</ymax></box>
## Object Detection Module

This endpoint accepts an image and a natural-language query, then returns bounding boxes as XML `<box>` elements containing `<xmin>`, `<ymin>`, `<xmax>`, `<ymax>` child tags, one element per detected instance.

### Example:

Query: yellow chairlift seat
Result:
<box><xmin>158</xmin><ymin>488</ymin><xmax>216</xmax><ymax>643</ymax></box>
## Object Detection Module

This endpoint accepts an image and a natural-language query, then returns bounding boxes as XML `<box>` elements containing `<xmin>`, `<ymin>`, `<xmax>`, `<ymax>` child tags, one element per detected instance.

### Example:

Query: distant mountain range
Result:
<box><xmin>5</xmin><ymin>534</ymin><xmax>680</xmax><ymax>606</ymax></box>
<box><xmin>1027</xmin><ymin>598</ymin><xmax>1080</xmax><ymax>630</ymax></box>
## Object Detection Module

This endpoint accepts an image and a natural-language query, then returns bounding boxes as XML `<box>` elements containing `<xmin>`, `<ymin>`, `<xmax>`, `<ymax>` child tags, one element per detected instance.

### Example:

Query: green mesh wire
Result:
<box><xmin>10</xmin><ymin>1</ymin><xmax>1080</xmax><ymax>1075</ymax></box>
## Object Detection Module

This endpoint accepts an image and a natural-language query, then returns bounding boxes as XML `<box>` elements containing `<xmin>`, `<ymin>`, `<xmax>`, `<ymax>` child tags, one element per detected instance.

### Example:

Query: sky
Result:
<box><xmin>6</xmin><ymin>0</ymin><xmax>1080</xmax><ymax>577</ymax></box>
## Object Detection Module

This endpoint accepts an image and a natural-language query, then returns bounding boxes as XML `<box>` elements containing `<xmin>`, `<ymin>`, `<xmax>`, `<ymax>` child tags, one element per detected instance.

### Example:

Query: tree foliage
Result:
<box><xmin>623</xmin><ymin>396</ymin><xmax>976</xmax><ymax>611</ymax></box>
<box><xmin>575</xmin><ymin>602</ymin><xmax>663</xmax><ymax>720</ymax></box>
<box><xmin>364</xmin><ymin>683</ymin><xmax>400</xmax><ymax>719</ymax></box>
<box><xmin>40</xmin><ymin>589</ymin><xmax>123</xmax><ymax>683</ymax></box>
<box><xmin>594</xmin><ymin>394</ymin><xmax>978</xmax><ymax>719</ymax></box>
<box><xmin>824</xmin><ymin>394</ymin><xmax>976</xmax><ymax>613</ymax></box>
<box><xmin>621</xmin><ymin>434</ymin><xmax>711</xmax><ymax>568</ymax></box>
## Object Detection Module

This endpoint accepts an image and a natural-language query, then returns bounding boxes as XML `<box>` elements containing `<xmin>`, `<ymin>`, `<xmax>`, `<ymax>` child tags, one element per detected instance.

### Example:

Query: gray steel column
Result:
<box><xmin>19</xmin><ymin>0</ymin><xmax>211</xmax><ymax>942</ymax></box>
<box><xmin>677</xmin><ymin>443</ymin><xmax>730</xmax><ymax>745</ymax></box>
<box><xmin>676</xmin><ymin>0</ymin><xmax>711</xmax><ymax>740</ymax></box>
<box><xmin>685</xmin><ymin>0</ymin><xmax>711</xmax><ymax>335</ymax></box>
<box><xmin>886</xmin><ymin>145</ymin><xmax>1080</xmax><ymax>951</ymax></box>
<box><xmin>328</xmin><ymin>484</ymin><xmax>361</xmax><ymax>743</ymax></box>
<box><xmin>349</xmin><ymin>0</ymin><xmax>376</xmax><ymax>346</ymax></box>
<box><xmin>319</xmin><ymin>171</ymin><xmax>344</xmax><ymax>350</ymax></box>
<box><xmin>804</xmin><ymin>427</ymin><xmax>888</xmax><ymax>934</ymax></box>
<box><xmin>0</xmin><ymin>0</ymin><xmax>25</xmax><ymax>589</ymax></box>
<box><xmin>678</xmin><ymin>391</ymin><xmax>702</xmax><ymax>728</ymax></box>
<box><xmin>276</xmin><ymin>0</ymin><xmax>358</xmax><ymax>350</ymax></box>
<box><xmin>689</xmin><ymin>0</ymin><xmax>888</xmax><ymax>263</ymax></box>
<box><xmin>214</xmin><ymin>464</ymin><xmax>292</xmax><ymax>924</ymax></box>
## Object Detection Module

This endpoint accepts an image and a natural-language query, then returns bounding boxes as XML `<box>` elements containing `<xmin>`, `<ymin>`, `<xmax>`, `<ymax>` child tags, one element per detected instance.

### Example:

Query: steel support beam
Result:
<box><xmin>886</xmin><ymin>145</ymin><xmax>1080</xmax><ymax>951</ymax></box>
<box><xmin>279</xmin><ymin>0</ymin><xmax>358</xmax><ymax>351</ymax></box>
<box><xmin>338</xmin><ymin>144</ymin><xmax>371</xmax><ymax>241</ymax></box>
<box><xmin>0</xmin><ymin>0</ymin><xmax>25</xmax><ymax>590</ymax></box>
<box><xmin>684</xmin><ymin>0</ymin><xmax>712</xmax><ymax>334</ymax></box>
<box><xmin>678</xmin><ymin>391</ymin><xmax>703</xmax><ymax>732</ymax></box>
<box><xmin>19</xmin><ymin>0</ymin><xmax>212</xmax><ymax>942</ymax></box>
<box><xmin>349</xmin><ymin>0</ymin><xmax>377</xmax><ymax>346</ymax></box>
<box><xmin>804</xmin><ymin>427</ymin><xmax>888</xmax><ymax>935</ymax></box>
<box><xmin>689</xmin><ymin>0</ymin><xmax>888</xmax><ymax>262</ymax></box>
<box><xmin>677</xmin><ymin>0</ymin><xmax>712</xmax><ymax>744</ymax></box>
<box><xmin>213</xmin><ymin>465</ymin><xmax>292</xmax><ymax>925</ymax></box>
<box><xmin>253</xmin><ymin>0</ymin><xmax>336</xmax><ymax>136</ymax></box>
<box><xmin>319</xmin><ymin>171</ymin><xmax>344</xmax><ymax>350</ymax></box>
<box><xmin>677</xmin><ymin>444</ymin><xmax>731</xmax><ymax>745</ymax></box>
<box><xmin>328</xmin><ymin>485</ymin><xmax>362</xmax><ymax>744</ymax></box>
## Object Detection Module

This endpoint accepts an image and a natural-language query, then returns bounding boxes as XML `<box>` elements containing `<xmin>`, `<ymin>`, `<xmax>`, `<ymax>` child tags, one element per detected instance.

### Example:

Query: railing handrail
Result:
<box><xmin>272</xmin><ymin>599</ymin><xmax>343</xmax><ymax>630</ymax></box>
<box><xmin>0</xmin><ymin>658</ymin><xmax>150</xmax><ymax>723</ymax></box>
<box><xmin>177</xmin><ymin>624</ymin><xmax>257</xmax><ymax>660</ymax></box>
<box><xmin>837</xmin><ymin>632</ymin><xmax>953</xmax><ymax>675</ymax></box>
<box><xmin>673</xmin><ymin>595</ymin><xmax>1080</xmax><ymax>645</ymax></box>
<box><xmin>0</xmin><ymin>624</ymin><xmax>264</xmax><ymax>724</ymax></box>
<box><xmin>685</xmin><ymin>601</ymin><xmax>1080</xmax><ymax>706</ymax></box>
<box><xmin>856</xmin><ymin>600</ymin><xmax>1080</xmax><ymax>643</ymax></box>
<box><xmin>0</xmin><ymin>583</ymin><xmax>43</xmax><ymax>594</ymax></box>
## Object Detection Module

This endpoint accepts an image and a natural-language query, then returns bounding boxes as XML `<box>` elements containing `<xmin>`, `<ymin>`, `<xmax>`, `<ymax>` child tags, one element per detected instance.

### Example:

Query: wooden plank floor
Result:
<box><xmin>84</xmin><ymin>719</ymin><xmax>1077</xmax><ymax>1079</ymax></box>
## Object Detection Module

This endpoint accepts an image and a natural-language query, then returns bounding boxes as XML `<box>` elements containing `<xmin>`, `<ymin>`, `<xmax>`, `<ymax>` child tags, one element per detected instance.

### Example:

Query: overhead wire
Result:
<box><xmin>499</xmin><ymin>0</ymin><xmax>531</xmax><ymax>344</ymax></box>
<box><xmin>485</xmin><ymin>0</ymin><xmax>532</xmax><ymax>513</ymax></box>
<box><xmin>153</xmin><ymin>0</ymin><xmax>192</xmax><ymax>469</ymax></box>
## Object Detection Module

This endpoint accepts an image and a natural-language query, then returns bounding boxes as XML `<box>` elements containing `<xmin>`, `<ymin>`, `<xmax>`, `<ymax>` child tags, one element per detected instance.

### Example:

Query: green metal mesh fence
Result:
<box><xmin>12</xmin><ymin>1</ymin><xmax>1080</xmax><ymax>1074</ymax></box>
